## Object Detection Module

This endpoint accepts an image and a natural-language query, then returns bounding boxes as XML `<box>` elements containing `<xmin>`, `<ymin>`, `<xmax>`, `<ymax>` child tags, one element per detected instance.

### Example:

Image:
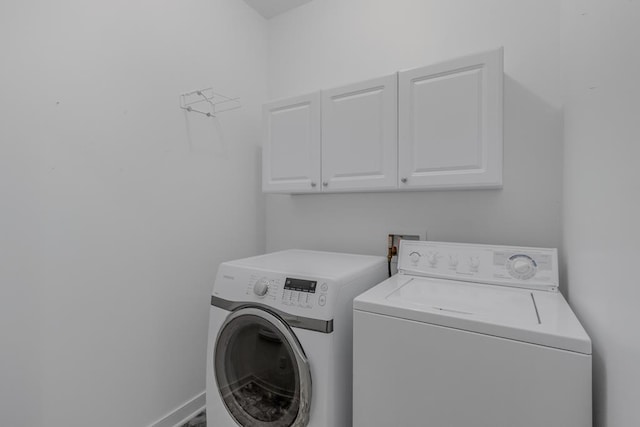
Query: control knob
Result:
<box><xmin>253</xmin><ymin>278</ymin><xmax>270</xmax><ymax>297</ymax></box>
<box><xmin>469</xmin><ymin>256</ymin><xmax>480</xmax><ymax>272</ymax></box>
<box><xmin>448</xmin><ymin>255</ymin><xmax>459</xmax><ymax>268</ymax></box>
<box><xmin>409</xmin><ymin>251</ymin><xmax>421</xmax><ymax>264</ymax></box>
<box><xmin>426</xmin><ymin>251</ymin><xmax>440</xmax><ymax>267</ymax></box>
<box><xmin>507</xmin><ymin>255</ymin><xmax>537</xmax><ymax>280</ymax></box>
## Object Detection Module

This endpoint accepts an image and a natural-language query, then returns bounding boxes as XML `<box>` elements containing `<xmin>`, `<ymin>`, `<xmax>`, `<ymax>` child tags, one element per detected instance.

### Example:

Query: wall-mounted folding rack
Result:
<box><xmin>180</xmin><ymin>88</ymin><xmax>241</xmax><ymax>118</ymax></box>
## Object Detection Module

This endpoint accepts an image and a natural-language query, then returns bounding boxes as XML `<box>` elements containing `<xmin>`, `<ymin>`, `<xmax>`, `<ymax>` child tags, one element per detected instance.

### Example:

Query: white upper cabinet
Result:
<box><xmin>321</xmin><ymin>74</ymin><xmax>398</xmax><ymax>191</ymax></box>
<box><xmin>262</xmin><ymin>48</ymin><xmax>504</xmax><ymax>193</ymax></box>
<box><xmin>398</xmin><ymin>48</ymin><xmax>503</xmax><ymax>189</ymax></box>
<box><xmin>262</xmin><ymin>92</ymin><xmax>321</xmax><ymax>193</ymax></box>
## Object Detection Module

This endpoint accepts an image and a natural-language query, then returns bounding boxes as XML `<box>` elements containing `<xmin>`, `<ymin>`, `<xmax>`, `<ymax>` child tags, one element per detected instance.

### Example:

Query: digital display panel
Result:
<box><xmin>284</xmin><ymin>277</ymin><xmax>317</xmax><ymax>293</ymax></box>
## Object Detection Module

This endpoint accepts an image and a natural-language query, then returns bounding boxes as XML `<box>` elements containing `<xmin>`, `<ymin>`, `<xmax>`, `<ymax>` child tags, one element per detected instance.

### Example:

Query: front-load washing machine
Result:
<box><xmin>353</xmin><ymin>240</ymin><xmax>592</xmax><ymax>427</ymax></box>
<box><xmin>207</xmin><ymin>249</ymin><xmax>386</xmax><ymax>427</ymax></box>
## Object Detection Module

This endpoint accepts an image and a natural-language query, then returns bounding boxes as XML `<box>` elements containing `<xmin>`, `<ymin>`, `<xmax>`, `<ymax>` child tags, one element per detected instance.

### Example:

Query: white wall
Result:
<box><xmin>562</xmin><ymin>1</ymin><xmax>640</xmax><ymax>426</ymax></box>
<box><xmin>265</xmin><ymin>0</ymin><xmax>564</xmax><ymax>261</ymax></box>
<box><xmin>0</xmin><ymin>1</ymin><xmax>267</xmax><ymax>426</ymax></box>
<box><xmin>4</xmin><ymin>1</ymin><xmax>636</xmax><ymax>426</ymax></box>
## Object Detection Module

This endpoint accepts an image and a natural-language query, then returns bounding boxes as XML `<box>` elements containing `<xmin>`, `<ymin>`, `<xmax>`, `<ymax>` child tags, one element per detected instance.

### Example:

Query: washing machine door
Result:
<box><xmin>214</xmin><ymin>307</ymin><xmax>312</xmax><ymax>427</ymax></box>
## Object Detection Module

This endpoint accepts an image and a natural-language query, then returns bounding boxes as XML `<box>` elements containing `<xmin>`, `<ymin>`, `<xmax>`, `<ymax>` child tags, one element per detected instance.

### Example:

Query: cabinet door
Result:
<box><xmin>262</xmin><ymin>93</ymin><xmax>321</xmax><ymax>193</ymax></box>
<box><xmin>321</xmin><ymin>74</ymin><xmax>398</xmax><ymax>191</ymax></box>
<box><xmin>399</xmin><ymin>48</ymin><xmax>503</xmax><ymax>189</ymax></box>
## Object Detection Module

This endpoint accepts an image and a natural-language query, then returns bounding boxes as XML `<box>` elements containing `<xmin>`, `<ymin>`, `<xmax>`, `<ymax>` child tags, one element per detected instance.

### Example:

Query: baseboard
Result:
<box><xmin>147</xmin><ymin>391</ymin><xmax>206</xmax><ymax>427</ymax></box>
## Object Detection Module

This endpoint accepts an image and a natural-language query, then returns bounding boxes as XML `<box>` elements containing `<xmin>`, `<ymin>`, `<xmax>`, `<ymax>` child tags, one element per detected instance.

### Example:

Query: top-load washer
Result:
<box><xmin>353</xmin><ymin>240</ymin><xmax>592</xmax><ymax>427</ymax></box>
<box><xmin>207</xmin><ymin>249</ymin><xmax>386</xmax><ymax>427</ymax></box>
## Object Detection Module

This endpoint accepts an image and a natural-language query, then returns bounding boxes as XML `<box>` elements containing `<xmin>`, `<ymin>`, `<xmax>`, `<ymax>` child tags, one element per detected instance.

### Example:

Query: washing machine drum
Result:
<box><xmin>214</xmin><ymin>307</ymin><xmax>312</xmax><ymax>427</ymax></box>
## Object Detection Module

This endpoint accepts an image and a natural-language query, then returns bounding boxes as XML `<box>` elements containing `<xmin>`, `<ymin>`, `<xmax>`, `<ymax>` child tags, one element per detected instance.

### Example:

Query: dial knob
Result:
<box><xmin>253</xmin><ymin>278</ymin><xmax>270</xmax><ymax>297</ymax></box>
<box><xmin>513</xmin><ymin>259</ymin><xmax>531</xmax><ymax>274</ymax></box>
<box><xmin>426</xmin><ymin>251</ymin><xmax>439</xmax><ymax>267</ymax></box>
<box><xmin>469</xmin><ymin>256</ymin><xmax>480</xmax><ymax>272</ymax></box>
<box><xmin>506</xmin><ymin>255</ymin><xmax>537</xmax><ymax>280</ymax></box>
<box><xmin>409</xmin><ymin>251</ymin><xmax>421</xmax><ymax>264</ymax></box>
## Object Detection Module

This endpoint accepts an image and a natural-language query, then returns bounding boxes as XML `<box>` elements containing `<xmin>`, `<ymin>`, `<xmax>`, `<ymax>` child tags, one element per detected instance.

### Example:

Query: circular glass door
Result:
<box><xmin>214</xmin><ymin>307</ymin><xmax>312</xmax><ymax>427</ymax></box>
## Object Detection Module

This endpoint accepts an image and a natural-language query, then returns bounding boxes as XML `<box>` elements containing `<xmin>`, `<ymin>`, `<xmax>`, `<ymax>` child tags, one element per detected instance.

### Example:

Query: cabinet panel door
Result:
<box><xmin>322</xmin><ymin>74</ymin><xmax>398</xmax><ymax>191</ymax></box>
<box><xmin>262</xmin><ymin>93</ymin><xmax>321</xmax><ymax>193</ymax></box>
<box><xmin>399</xmin><ymin>48</ymin><xmax>503</xmax><ymax>189</ymax></box>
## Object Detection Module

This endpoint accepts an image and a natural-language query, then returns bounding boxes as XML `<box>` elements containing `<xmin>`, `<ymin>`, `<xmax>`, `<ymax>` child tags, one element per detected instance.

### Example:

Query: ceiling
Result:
<box><xmin>243</xmin><ymin>0</ymin><xmax>314</xmax><ymax>19</ymax></box>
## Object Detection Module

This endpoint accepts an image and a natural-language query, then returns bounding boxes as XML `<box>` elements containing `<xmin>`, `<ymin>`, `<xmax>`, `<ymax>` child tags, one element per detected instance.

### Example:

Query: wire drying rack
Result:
<box><xmin>180</xmin><ymin>88</ymin><xmax>241</xmax><ymax>118</ymax></box>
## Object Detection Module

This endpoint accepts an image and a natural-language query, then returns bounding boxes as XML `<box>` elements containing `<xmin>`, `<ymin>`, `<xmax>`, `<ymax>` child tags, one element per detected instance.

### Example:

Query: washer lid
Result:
<box><xmin>387</xmin><ymin>277</ymin><xmax>540</xmax><ymax>326</ymax></box>
<box><xmin>354</xmin><ymin>275</ymin><xmax>592</xmax><ymax>355</ymax></box>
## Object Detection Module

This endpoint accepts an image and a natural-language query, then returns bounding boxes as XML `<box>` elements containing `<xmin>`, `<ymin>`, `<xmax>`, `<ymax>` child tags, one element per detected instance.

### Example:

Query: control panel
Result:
<box><xmin>244</xmin><ymin>275</ymin><xmax>327</xmax><ymax>309</ymax></box>
<box><xmin>398</xmin><ymin>241</ymin><xmax>559</xmax><ymax>292</ymax></box>
<box><xmin>282</xmin><ymin>277</ymin><xmax>321</xmax><ymax>309</ymax></box>
<box><xmin>212</xmin><ymin>265</ymin><xmax>334</xmax><ymax>318</ymax></box>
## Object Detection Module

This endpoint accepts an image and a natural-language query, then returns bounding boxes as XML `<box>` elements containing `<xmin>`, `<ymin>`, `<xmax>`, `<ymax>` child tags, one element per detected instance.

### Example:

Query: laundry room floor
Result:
<box><xmin>180</xmin><ymin>410</ymin><xmax>206</xmax><ymax>427</ymax></box>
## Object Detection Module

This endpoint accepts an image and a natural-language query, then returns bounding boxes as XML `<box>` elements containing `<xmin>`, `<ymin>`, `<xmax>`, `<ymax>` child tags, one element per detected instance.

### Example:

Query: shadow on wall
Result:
<box><xmin>502</xmin><ymin>74</ymin><xmax>565</xmax><ymax>285</ymax></box>
<box><xmin>182</xmin><ymin>110</ymin><xmax>230</xmax><ymax>157</ymax></box>
<box><xmin>592</xmin><ymin>345</ymin><xmax>606</xmax><ymax>426</ymax></box>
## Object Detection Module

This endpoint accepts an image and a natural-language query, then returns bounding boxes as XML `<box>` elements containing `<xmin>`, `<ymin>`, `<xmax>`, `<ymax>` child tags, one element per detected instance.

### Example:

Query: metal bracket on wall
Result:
<box><xmin>179</xmin><ymin>88</ymin><xmax>241</xmax><ymax>118</ymax></box>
